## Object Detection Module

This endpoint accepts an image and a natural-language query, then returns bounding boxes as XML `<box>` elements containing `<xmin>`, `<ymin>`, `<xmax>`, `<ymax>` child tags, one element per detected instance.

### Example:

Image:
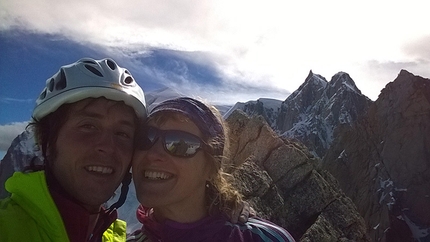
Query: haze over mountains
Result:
<box><xmin>1</xmin><ymin>69</ymin><xmax>429</xmax><ymax>241</ymax></box>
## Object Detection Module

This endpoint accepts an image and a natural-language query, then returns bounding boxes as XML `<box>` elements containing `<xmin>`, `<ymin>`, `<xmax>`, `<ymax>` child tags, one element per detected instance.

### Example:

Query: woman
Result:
<box><xmin>129</xmin><ymin>97</ymin><xmax>295</xmax><ymax>242</ymax></box>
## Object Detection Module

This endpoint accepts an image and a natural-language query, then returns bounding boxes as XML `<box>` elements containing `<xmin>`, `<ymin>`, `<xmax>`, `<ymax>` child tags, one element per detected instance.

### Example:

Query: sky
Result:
<box><xmin>1</xmin><ymin>0</ymin><xmax>430</xmax><ymax>159</ymax></box>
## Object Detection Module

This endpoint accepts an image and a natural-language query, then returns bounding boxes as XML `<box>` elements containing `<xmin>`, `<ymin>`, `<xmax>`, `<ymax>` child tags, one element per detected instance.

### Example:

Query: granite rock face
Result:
<box><xmin>226</xmin><ymin>110</ymin><xmax>369</xmax><ymax>241</ymax></box>
<box><xmin>276</xmin><ymin>71</ymin><xmax>372</xmax><ymax>158</ymax></box>
<box><xmin>323</xmin><ymin>70</ymin><xmax>430</xmax><ymax>241</ymax></box>
<box><xmin>225</xmin><ymin>71</ymin><xmax>372</xmax><ymax>159</ymax></box>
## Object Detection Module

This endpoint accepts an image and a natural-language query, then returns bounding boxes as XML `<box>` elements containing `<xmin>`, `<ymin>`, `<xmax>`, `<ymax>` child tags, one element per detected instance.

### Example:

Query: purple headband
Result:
<box><xmin>149</xmin><ymin>97</ymin><xmax>225</xmax><ymax>156</ymax></box>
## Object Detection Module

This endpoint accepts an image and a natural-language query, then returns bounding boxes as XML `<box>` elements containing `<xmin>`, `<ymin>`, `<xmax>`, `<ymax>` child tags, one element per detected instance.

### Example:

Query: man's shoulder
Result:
<box><xmin>102</xmin><ymin>219</ymin><xmax>127</xmax><ymax>242</ymax></box>
<box><xmin>0</xmin><ymin>195</ymin><xmax>43</xmax><ymax>241</ymax></box>
<box><xmin>0</xmin><ymin>171</ymin><xmax>70</xmax><ymax>241</ymax></box>
<box><xmin>0</xmin><ymin>195</ymin><xmax>25</xmax><ymax>217</ymax></box>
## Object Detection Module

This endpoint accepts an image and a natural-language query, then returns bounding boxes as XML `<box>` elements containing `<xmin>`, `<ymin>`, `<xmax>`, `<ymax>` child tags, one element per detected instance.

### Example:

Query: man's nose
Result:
<box><xmin>95</xmin><ymin>131</ymin><xmax>116</xmax><ymax>154</ymax></box>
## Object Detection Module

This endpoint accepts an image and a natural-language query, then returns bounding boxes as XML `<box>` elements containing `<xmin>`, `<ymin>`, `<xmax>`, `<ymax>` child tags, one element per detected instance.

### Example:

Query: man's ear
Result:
<box><xmin>43</xmin><ymin>141</ymin><xmax>55</xmax><ymax>164</ymax></box>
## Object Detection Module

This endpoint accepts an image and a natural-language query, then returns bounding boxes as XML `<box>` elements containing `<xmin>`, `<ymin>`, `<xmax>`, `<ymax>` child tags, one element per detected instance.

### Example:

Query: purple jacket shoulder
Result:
<box><xmin>217</xmin><ymin>217</ymin><xmax>295</xmax><ymax>242</ymax></box>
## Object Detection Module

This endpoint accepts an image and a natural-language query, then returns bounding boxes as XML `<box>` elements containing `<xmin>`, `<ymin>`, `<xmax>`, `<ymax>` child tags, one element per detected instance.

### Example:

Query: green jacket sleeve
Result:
<box><xmin>102</xmin><ymin>219</ymin><xmax>127</xmax><ymax>242</ymax></box>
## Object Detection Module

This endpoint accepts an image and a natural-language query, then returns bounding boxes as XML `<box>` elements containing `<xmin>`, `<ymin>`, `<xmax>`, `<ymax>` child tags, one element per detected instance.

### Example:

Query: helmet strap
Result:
<box><xmin>108</xmin><ymin>168</ymin><xmax>132</xmax><ymax>211</ymax></box>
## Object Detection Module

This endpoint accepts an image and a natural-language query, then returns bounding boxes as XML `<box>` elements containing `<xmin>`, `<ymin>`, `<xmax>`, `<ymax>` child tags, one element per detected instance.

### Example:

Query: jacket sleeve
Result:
<box><xmin>102</xmin><ymin>219</ymin><xmax>127</xmax><ymax>242</ymax></box>
<box><xmin>0</xmin><ymin>172</ymin><xmax>70</xmax><ymax>242</ymax></box>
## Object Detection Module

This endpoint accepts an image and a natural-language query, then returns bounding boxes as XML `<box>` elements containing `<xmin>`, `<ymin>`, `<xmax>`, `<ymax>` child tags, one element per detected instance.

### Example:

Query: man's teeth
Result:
<box><xmin>87</xmin><ymin>166</ymin><xmax>113</xmax><ymax>174</ymax></box>
<box><xmin>144</xmin><ymin>171</ymin><xmax>171</xmax><ymax>180</ymax></box>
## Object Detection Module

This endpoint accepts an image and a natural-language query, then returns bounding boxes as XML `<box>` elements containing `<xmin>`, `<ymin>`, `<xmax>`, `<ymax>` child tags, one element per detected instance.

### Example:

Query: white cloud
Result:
<box><xmin>0</xmin><ymin>98</ymin><xmax>33</xmax><ymax>104</ymax></box>
<box><xmin>1</xmin><ymin>0</ymin><xmax>430</xmax><ymax>101</ymax></box>
<box><xmin>0</xmin><ymin>122</ymin><xmax>29</xmax><ymax>152</ymax></box>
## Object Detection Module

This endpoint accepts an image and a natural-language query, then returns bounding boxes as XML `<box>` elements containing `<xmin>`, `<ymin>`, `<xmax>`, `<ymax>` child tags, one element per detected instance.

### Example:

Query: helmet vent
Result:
<box><xmin>39</xmin><ymin>88</ymin><xmax>47</xmax><ymax>100</ymax></box>
<box><xmin>106</xmin><ymin>59</ymin><xmax>117</xmax><ymax>70</ymax></box>
<box><xmin>84</xmin><ymin>65</ymin><xmax>103</xmax><ymax>77</ymax></box>
<box><xmin>48</xmin><ymin>78</ymin><xmax>55</xmax><ymax>92</ymax></box>
<box><xmin>82</xmin><ymin>60</ymin><xmax>96</xmax><ymax>64</ymax></box>
<box><xmin>55</xmin><ymin>69</ymin><xmax>67</xmax><ymax>90</ymax></box>
<box><xmin>33</xmin><ymin>58</ymin><xmax>146</xmax><ymax>121</ymax></box>
<box><xmin>124</xmin><ymin>76</ymin><xmax>134</xmax><ymax>85</ymax></box>
<box><xmin>125</xmin><ymin>70</ymin><xmax>131</xmax><ymax>75</ymax></box>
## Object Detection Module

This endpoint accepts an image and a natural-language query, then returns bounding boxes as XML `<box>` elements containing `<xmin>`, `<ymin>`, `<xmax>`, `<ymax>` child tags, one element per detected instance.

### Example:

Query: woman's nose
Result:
<box><xmin>145</xmin><ymin>139</ymin><xmax>168</xmax><ymax>160</ymax></box>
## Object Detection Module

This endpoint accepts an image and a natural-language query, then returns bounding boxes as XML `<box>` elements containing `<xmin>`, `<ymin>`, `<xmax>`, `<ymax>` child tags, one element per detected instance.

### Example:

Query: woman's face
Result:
<box><xmin>132</xmin><ymin>115</ymin><xmax>213</xmax><ymax>222</ymax></box>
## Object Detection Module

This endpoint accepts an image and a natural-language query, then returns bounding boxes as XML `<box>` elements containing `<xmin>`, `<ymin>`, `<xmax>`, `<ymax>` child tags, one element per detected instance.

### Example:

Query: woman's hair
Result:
<box><xmin>147</xmin><ymin>102</ymin><xmax>243</xmax><ymax>216</ymax></box>
<box><xmin>203</xmin><ymin>106</ymin><xmax>243</xmax><ymax>216</ymax></box>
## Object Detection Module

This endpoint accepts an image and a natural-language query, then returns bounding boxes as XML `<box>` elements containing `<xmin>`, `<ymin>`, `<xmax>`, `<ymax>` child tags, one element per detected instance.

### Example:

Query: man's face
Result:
<box><xmin>50</xmin><ymin>98</ymin><xmax>136</xmax><ymax>212</ymax></box>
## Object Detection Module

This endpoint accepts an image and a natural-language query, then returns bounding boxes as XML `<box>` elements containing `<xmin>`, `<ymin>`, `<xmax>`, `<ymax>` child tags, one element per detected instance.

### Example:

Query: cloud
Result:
<box><xmin>364</xmin><ymin>60</ymin><xmax>418</xmax><ymax>76</ymax></box>
<box><xmin>176</xmin><ymin>79</ymin><xmax>291</xmax><ymax>106</ymax></box>
<box><xmin>0</xmin><ymin>122</ymin><xmax>29</xmax><ymax>151</ymax></box>
<box><xmin>2</xmin><ymin>0</ymin><xmax>430</xmax><ymax>102</ymax></box>
<box><xmin>123</xmin><ymin>48</ymin><xmax>291</xmax><ymax>104</ymax></box>
<box><xmin>401</xmin><ymin>35</ymin><xmax>430</xmax><ymax>78</ymax></box>
<box><xmin>0</xmin><ymin>0</ymin><xmax>214</xmax><ymax>48</ymax></box>
<box><xmin>403</xmin><ymin>35</ymin><xmax>430</xmax><ymax>61</ymax></box>
<box><xmin>0</xmin><ymin>98</ymin><xmax>33</xmax><ymax>104</ymax></box>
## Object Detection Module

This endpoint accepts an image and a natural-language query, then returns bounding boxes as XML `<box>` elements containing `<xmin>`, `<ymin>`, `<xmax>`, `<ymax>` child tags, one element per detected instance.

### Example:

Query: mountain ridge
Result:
<box><xmin>228</xmin><ymin>70</ymin><xmax>372</xmax><ymax>158</ymax></box>
<box><xmin>1</xmin><ymin>69</ymin><xmax>428</xmax><ymax>241</ymax></box>
<box><xmin>323</xmin><ymin>69</ymin><xmax>430</xmax><ymax>241</ymax></box>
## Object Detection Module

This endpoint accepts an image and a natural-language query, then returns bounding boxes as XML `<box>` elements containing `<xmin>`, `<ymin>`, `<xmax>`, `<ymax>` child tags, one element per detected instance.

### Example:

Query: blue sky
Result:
<box><xmin>1</xmin><ymin>0</ymin><xmax>430</xmax><ymax>159</ymax></box>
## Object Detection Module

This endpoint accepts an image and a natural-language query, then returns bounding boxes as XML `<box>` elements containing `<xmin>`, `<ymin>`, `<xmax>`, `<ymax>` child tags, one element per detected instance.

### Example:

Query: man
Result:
<box><xmin>0</xmin><ymin>58</ymin><xmax>147</xmax><ymax>241</ymax></box>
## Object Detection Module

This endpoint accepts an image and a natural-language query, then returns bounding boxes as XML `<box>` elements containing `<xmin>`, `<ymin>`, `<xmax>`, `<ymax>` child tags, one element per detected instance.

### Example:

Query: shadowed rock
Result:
<box><xmin>226</xmin><ymin>109</ymin><xmax>369</xmax><ymax>241</ymax></box>
<box><xmin>323</xmin><ymin>70</ymin><xmax>430</xmax><ymax>241</ymax></box>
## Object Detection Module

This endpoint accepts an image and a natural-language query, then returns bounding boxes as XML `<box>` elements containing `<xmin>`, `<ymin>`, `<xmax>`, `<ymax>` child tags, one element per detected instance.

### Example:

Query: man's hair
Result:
<box><xmin>29</xmin><ymin>97</ymin><xmax>137</xmax><ymax>163</ymax></box>
<box><xmin>29</xmin><ymin>102</ymin><xmax>74</xmax><ymax>162</ymax></box>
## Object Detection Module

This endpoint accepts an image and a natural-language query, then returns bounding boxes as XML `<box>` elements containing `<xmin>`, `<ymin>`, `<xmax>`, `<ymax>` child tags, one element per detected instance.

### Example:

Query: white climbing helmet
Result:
<box><xmin>33</xmin><ymin>58</ymin><xmax>147</xmax><ymax>120</ymax></box>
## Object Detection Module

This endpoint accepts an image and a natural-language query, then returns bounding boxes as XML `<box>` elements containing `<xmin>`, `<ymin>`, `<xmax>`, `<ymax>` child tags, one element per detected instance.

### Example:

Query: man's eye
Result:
<box><xmin>80</xmin><ymin>124</ymin><xmax>97</xmax><ymax>130</ymax></box>
<box><xmin>117</xmin><ymin>131</ymin><xmax>132</xmax><ymax>139</ymax></box>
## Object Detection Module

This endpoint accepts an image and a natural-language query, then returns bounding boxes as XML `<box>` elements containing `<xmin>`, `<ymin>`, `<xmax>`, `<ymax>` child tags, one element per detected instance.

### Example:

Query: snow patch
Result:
<box><xmin>402</xmin><ymin>213</ymin><xmax>430</xmax><ymax>241</ymax></box>
<box><xmin>338</xmin><ymin>150</ymin><xmax>346</xmax><ymax>159</ymax></box>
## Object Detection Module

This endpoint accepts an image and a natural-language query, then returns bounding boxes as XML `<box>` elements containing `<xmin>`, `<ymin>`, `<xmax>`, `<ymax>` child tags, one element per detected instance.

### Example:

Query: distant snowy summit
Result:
<box><xmin>224</xmin><ymin>98</ymin><xmax>283</xmax><ymax>127</ymax></box>
<box><xmin>226</xmin><ymin>70</ymin><xmax>372</xmax><ymax>158</ymax></box>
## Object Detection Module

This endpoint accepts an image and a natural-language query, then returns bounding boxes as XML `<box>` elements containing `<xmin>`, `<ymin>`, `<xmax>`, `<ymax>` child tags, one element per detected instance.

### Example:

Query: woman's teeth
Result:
<box><xmin>144</xmin><ymin>171</ymin><xmax>171</xmax><ymax>180</ymax></box>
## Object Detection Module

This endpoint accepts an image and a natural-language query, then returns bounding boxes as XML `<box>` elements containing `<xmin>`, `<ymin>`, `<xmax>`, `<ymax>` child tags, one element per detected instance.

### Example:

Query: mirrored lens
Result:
<box><xmin>164</xmin><ymin>131</ymin><xmax>201</xmax><ymax>157</ymax></box>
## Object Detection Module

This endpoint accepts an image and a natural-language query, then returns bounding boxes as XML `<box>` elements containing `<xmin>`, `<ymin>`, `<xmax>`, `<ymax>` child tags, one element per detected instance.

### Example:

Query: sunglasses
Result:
<box><xmin>140</xmin><ymin>126</ymin><xmax>213</xmax><ymax>157</ymax></box>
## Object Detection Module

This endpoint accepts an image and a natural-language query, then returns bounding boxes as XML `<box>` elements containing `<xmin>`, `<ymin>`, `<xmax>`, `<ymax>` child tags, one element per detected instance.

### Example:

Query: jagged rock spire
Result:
<box><xmin>323</xmin><ymin>69</ymin><xmax>430</xmax><ymax>241</ymax></box>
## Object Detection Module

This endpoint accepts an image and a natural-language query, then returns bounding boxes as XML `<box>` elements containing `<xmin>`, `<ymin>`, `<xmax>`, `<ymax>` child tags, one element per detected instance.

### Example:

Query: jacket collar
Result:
<box><xmin>46</xmin><ymin>170</ymin><xmax>118</xmax><ymax>242</ymax></box>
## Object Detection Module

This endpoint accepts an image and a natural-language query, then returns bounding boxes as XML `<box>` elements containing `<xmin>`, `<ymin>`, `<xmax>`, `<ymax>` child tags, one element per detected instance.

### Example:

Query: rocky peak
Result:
<box><xmin>224</xmin><ymin>98</ymin><xmax>283</xmax><ymax>130</ymax></box>
<box><xmin>0</xmin><ymin>129</ymin><xmax>43</xmax><ymax>198</ymax></box>
<box><xmin>326</xmin><ymin>72</ymin><xmax>361</xmax><ymax>98</ymax></box>
<box><xmin>226</xmin><ymin>109</ymin><xmax>369</xmax><ymax>241</ymax></box>
<box><xmin>323</xmin><ymin>70</ymin><xmax>430</xmax><ymax>241</ymax></box>
<box><xmin>287</xmin><ymin>70</ymin><xmax>328</xmax><ymax>110</ymax></box>
<box><xmin>225</xmin><ymin>70</ymin><xmax>371</xmax><ymax>158</ymax></box>
<box><xmin>276</xmin><ymin>71</ymin><xmax>372</xmax><ymax>157</ymax></box>
<box><xmin>374</xmin><ymin>69</ymin><xmax>430</xmax><ymax>116</ymax></box>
